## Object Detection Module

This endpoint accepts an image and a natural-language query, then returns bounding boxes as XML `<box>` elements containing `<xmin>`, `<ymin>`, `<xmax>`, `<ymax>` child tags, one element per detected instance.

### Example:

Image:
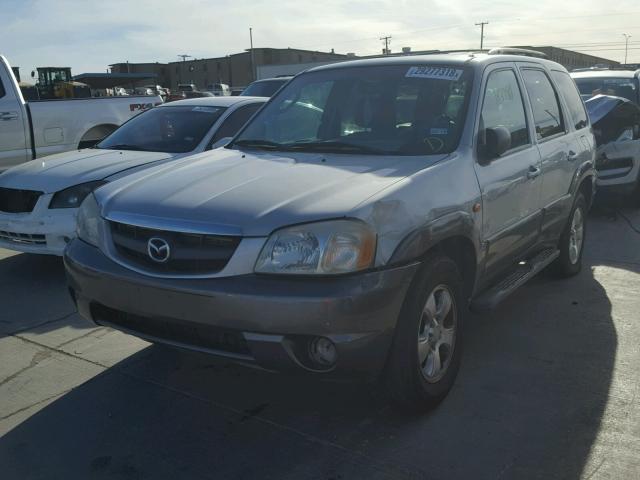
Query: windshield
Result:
<box><xmin>234</xmin><ymin>65</ymin><xmax>473</xmax><ymax>155</ymax></box>
<box><xmin>97</xmin><ymin>105</ymin><xmax>226</xmax><ymax>153</ymax></box>
<box><xmin>574</xmin><ymin>77</ymin><xmax>639</xmax><ymax>104</ymax></box>
<box><xmin>241</xmin><ymin>79</ymin><xmax>289</xmax><ymax>97</ymax></box>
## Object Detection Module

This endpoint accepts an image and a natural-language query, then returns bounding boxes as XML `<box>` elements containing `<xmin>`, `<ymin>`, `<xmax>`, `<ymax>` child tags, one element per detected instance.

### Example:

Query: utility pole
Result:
<box><xmin>623</xmin><ymin>33</ymin><xmax>631</xmax><ymax>64</ymax></box>
<box><xmin>380</xmin><ymin>35</ymin><xmax>392</xmax><ymax>55</ymax></box>
<box><xmin>250</xmin><ymin>27</ymin><xmax>256</xmax><ymax>82</ymax></box>
<box><xmin>475</xmin><ymin>21</ymin><xmax>489</xmax><ymax>50</ymax></box>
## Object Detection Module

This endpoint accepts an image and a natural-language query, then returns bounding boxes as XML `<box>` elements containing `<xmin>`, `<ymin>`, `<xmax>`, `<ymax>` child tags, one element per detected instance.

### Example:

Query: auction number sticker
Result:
<box><xmin>406</xmin><ymin>66</ymin><xmax>463</xmax><ymax>81</ymax></box>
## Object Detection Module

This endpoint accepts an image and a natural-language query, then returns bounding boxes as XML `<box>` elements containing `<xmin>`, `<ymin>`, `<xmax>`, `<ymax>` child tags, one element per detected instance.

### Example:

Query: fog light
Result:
<box><xmin>308</xmin><ymin>337</ymin><xmax>337</xmax><ymax>367</ymax></box>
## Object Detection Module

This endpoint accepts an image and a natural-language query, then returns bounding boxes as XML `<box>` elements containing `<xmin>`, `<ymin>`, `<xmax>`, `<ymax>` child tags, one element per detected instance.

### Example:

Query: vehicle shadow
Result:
<box><xmin>0</xmin><ymin>224</ymin><xmax>623</xmax><ymax>479</ymax></box>
<box><xmin>0</xmin><ymin>252</ymin><xmax>79</xmax><ymax>336</ymax></box>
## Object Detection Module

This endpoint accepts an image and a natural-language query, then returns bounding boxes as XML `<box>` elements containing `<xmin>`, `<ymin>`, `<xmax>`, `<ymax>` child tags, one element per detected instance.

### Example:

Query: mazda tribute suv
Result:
<box><xmin>64</xmin><ymin>49</ymin><xmax>596</xmax><ymax>411</ymax></box>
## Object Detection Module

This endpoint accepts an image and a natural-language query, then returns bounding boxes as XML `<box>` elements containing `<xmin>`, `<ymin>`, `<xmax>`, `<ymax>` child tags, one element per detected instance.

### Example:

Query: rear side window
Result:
<box><xmin>0</xmin><ymin>76</ymin><xmax>5</xmax><ymax>98</ymax></box>
<box><xmin>211</xmin><ymin>103</ymin><xmax>262</xmax><ymax>143</ymax></box>
<box><xmin>521</xmin><ymin>69</ymin><xmax>565</xmax><ymax>140</ymax></box>
<box><xmin>552</xmin><ymin>71</ymin><xmax>588</xmax><ymax>130</ymax></box>
<box><xmin>480</xmin><ymin>69</ymin><xmax>530</xmax><ymax>151</ymax></box>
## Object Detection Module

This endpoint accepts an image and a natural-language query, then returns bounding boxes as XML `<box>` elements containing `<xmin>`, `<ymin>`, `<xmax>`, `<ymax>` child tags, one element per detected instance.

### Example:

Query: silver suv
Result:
<box><xmin>65</xmin><ymin>50</ymin><xmax>596</xmax><ymax>411</ymax></box>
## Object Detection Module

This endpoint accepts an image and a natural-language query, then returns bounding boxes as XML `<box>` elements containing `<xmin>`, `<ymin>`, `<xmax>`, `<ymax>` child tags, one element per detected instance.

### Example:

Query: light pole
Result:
<box><xmin>250</xmin><ymin>27</ymin><xmax>256</xmax><ymax>82</ymax></box>
<box><xmin>623</xmin><ymin>34</ymin><xmax>631</xmax><ymax>64</ymax></box>
<box><xmin>177</xmin><ymin>54</ymin><xmax>192</xmax><ymax>86</ymax></box>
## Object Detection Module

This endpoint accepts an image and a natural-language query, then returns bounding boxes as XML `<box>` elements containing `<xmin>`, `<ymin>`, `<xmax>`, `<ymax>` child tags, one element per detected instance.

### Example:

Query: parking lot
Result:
<box><xmin>0</xmin><ymin>205</ymin><xmax>638</xmax><ymax>479</ymax></box>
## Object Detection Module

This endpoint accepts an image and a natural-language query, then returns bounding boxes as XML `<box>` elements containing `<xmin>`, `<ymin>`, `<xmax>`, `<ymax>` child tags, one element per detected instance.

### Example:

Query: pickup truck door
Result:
<box><xmin>474</xmin><ymin>64</ymin><xmax>543</xmax><ymax>280</ymax></box>
<box><xmin>0</xmin><ymin>69</ymin><xmax>29</xmax><ymax>169</ymax></box>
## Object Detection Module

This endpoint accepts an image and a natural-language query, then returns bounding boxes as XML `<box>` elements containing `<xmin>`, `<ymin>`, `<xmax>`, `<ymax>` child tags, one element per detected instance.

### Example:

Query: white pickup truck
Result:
<box><xmin>0</xmin><ymin>55</ymin><xmax>163</xmax><ymax>170</ymax></box>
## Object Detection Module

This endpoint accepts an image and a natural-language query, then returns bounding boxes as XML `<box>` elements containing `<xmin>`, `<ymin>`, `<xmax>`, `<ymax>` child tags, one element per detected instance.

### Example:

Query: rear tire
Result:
<box><xmin>553</xmin><ymin>192</ymin><xmax>587</xmax><ymax>277</ymax></box>
<box><xmin>383</xmin><ymin>253</ymin><xmax>465</xmax><ymax>412</ymax></box>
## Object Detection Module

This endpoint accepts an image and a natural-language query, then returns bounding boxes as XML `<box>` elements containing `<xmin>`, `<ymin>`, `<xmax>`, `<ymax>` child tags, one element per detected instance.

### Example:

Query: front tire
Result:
<box><xmin>383</xmin><ymin>253</ymin><xmax>465</xmax><ymax>412</ymax></box>
<box><xmin>553</xmin><ymin>192</ymin><xmax>587</xmax><ymax>277</ymax></box>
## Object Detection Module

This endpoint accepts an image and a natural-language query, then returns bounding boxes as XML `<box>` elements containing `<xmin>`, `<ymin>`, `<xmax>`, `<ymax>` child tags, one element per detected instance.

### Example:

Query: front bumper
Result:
<box><xmin>64</xmin><ymin>239</ymin><xmax>419</xmax><ymax>376</ymax></box>
<box><xmin>595</xmin><ymin>144</ymin><xmax>640</xmax><ymax>195</ymax></box>
<box><xmin>0</xmin><ymin>195</ymin><xmax>77</xmax><ymax>256</ymax></box>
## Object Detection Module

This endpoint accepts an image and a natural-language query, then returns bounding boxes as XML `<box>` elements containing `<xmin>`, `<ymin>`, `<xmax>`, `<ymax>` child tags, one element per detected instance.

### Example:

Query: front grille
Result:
<box><xmin>109</xmin><ymin>221</ymin><xmax>241</xmax><ymax>275</ymax></box>
<box><xmin>90</xmin><ymin>303</ymin><xmax>251</xmax><ymax>356</ymax></box>
<box><xmin>0</xmin><ymin>230</ymin><xmax>46</xmax><ymax>245</ymax></box>
<box><xmin>0</xmin><ymin>187</ymin><xmax>43</xmax><ymax>213</ymax></box>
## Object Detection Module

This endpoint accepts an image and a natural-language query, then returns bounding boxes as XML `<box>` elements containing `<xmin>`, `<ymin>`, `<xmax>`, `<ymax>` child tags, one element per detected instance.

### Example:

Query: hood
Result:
<box><xmin>586</xmin><ymin>95</ymin><xmax>640</xmax><ymax>146</ymax></box>
<box><xmin>97</xmin><ymin>148</ymin><xmax>447</xmax><ymax>237</ymax></box>
<box><xmin>0</xmin><ymin>149</ymin><xmax>174</xmax><ymax>193</ymax></box>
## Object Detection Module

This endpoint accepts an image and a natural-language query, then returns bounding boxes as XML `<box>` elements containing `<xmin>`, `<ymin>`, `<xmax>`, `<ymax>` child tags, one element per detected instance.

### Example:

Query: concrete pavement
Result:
<box><xmin>0</xmin><ymin>207</ymin><xmax>639</xmax><ymax>479</ymax></box>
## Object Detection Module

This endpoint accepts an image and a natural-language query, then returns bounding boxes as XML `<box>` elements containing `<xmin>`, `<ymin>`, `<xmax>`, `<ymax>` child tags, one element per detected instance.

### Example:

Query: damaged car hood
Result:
<box><xmin>97</xmin><ymin>148</ymin><xmax>448</xmax><ymax>237</ymax></box>
<box><xmin>586</xmin><ymin>94</ymin><xmax>640</xmax><ymax>145</ymax></box>
<box><xmin>0</xmin><ymin>149</ymin><xmax>174</xmax><ymax>193</ymax></box>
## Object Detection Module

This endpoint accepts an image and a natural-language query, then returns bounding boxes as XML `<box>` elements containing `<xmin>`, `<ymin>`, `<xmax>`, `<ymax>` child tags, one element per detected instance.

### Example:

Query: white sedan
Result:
<box><xmin>0</xmin><ymin>96</ymin><xmax>266</xmax><ymax>255</ymax></box>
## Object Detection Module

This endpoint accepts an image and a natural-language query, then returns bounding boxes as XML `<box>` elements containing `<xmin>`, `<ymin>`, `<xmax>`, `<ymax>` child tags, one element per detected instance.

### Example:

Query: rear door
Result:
<box><xmin>0</xmin><ymin>69</ymin><xmax>30</xmax><ymax>169</ymax></box>
<box><xmin>519</xmin><ymin>66</ymin><xmax>583</xmax><ymax>244</ymax></box>
<box><xmin>474</xmin><ymin>63</ymin><xmax>543</xmax><ymax>278</ymax></box>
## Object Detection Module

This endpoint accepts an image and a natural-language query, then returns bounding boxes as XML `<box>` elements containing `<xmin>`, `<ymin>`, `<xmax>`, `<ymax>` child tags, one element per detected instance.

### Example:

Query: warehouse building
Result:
<box><xmin>513</xmin><ymin>46</ymin><xmax>619</xmax><ymax>70</ymax></box>
<box><xmin>110</xmin><ymin>48</ymin><xmax>349</xmax><ymax>90</ymax></box>
<box><xmin>110</xmin><ymin>45</ymin><xmax>618</xmax><ymax>91</ymax></box>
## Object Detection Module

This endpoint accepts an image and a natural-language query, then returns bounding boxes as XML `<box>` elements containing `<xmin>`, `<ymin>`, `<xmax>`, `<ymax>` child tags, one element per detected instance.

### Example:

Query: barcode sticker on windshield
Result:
<box><xmin>405</xmin><ymin>66</ymin><xmax>463</xmax><ymax>81</ymax></box>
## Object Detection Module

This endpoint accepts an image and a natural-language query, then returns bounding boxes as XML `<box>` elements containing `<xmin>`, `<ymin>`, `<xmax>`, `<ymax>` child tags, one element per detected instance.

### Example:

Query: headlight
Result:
<box><xmin>76</xmin><ymin>193</ymin><xmax>101</xmax><ymax>246</ymax></box>
<box><xmin>49</xmin><ymin>181</ymin><xmax>107</xmax><ymax>209</ymax></box>
<box><xmin>255</xmin><ymin>220</ymin><xmax>376</xmax><ymax>275</ymax></box>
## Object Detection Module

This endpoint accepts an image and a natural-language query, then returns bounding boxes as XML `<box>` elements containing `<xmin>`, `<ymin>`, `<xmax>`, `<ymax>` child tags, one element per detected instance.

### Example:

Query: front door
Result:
<box><xmin>0</xmin><ymin>74</ymin><xmax>29</xmax><ymax>169</ymax></box>
<box><xmin>473</xmin><ymin>64</ymin><xmax>543</xmax><ymax>280</ymax></box>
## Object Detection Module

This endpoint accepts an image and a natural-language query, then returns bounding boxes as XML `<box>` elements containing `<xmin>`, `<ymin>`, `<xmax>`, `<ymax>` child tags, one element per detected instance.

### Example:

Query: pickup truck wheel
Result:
<box><xmin>553</xmin><ymin>193</ymin><xmax>587</xmax><ymax>277</ymax></box>
<box><xmin>383</xmin><ymin>253</ymin><xmax>464</xmax><ymax>412</ymax></box>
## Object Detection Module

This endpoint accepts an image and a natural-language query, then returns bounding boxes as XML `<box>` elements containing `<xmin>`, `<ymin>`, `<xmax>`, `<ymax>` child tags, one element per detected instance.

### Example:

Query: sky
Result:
<box><xmin>2</xmin><ymin>0</ymin><xmax>640</xmax><ymax>76</ymax></box>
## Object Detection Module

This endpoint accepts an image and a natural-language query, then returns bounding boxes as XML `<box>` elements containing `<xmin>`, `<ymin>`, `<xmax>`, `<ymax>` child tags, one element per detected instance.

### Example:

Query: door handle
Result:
<box><xmin>567</xmin><ymin>150</ymin><xmax>578</xmax><ymax>161</ymax></box>
<box><xmin>527</xmin><ymin>165</ymin><xmax>541</xmax><ymax>179</ymax></box>
<box><xmin>0</xmin><ymin>111</ymin><xmax>18</xmax><ymax>121</ymax></box>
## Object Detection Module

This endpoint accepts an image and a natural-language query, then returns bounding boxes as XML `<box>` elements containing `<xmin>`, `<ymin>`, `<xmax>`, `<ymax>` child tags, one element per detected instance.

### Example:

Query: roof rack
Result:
<box><xmin>488</xmin><ymin>47</ymin><xmax>548</xmax><ymax>59</ymax></box>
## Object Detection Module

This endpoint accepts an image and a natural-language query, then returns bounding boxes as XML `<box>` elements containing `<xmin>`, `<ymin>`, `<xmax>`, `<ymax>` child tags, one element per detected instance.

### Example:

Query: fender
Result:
<box><xmin>388</xmin><ymin>210</ymin><xmax>479</xmax><ymax>266</ymax></box>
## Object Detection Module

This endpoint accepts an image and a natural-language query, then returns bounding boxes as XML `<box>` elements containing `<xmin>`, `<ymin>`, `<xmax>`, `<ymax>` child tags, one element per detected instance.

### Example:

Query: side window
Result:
<box><xmin>551</xmin><ymin>71</ymin><xmax>588</xmax><ymax>130</ymax></box>
<box><xmin>0</xmin><ymin>76</ymin><xmax>5</xmax><ymax>98</ymax></box>
<box><xmin>480</xmin><ymin>69</ymin><xmax>530</xmax><ymax>153</ymax></box>
<box><xmin>210</xmin><ymin>103</ymin><xmax>262</xmax><ymax>143</ymax></box>
<box><xmin>521</xmin><ymin>69</ymin><xmax>565</xmax><ymax>140</ymax></box>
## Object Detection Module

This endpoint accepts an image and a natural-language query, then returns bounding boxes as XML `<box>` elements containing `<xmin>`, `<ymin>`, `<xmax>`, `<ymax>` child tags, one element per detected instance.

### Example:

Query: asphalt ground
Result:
<box><xmin>1</xmin><ymin>204</ymin><xmax>639</xmax><ymax>479</ymax></box>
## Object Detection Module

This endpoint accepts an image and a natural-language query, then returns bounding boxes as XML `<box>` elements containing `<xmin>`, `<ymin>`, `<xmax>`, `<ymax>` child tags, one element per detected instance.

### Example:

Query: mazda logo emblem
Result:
<box><xmin>147</xmin><ymin>237</ymin><xmax>171</xmax><ymax>263</ymax></box>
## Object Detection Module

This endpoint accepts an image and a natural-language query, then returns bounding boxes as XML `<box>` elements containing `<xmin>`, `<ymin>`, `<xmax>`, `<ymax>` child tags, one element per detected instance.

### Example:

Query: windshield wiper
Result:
<box><xmin>287</xmin><ymin>140</ymin><xmax>390</xmax><ymax>155</ymax></box>
<box><xmin>102</xmin><ymin>144</ymin><xmax>150</xmax><ymax>151</ymax></box>
<box><xmin>233</xmin><ymin>139</ymin><xmax>289</xmax><ymax>151</ymax></box>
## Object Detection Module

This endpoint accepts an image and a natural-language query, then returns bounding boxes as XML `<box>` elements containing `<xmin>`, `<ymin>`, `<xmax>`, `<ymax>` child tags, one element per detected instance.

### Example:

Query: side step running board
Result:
<box><xmin>470</xmin><ymin>248</ymin><xmax>560</xmax><ymax>312</ymax></box>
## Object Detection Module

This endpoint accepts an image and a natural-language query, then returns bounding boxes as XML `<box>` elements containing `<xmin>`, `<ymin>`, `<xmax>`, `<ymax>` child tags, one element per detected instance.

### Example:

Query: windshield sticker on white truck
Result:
<box><xmin>406</xmin><ymin>66</ymin><xmax>463</xmax><ymax>81</ymax></box>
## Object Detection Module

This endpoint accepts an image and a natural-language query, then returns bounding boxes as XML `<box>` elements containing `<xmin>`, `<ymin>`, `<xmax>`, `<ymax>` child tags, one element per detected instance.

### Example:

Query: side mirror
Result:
<box><xmin>209</xmin><ymin>137</ymin><xmax>233</xmax><ymax>150</ymax></box>
<box><xmin>479</xmin><ymin>126</ymin><xmax>511</xmax><ymax>164</ymax></box>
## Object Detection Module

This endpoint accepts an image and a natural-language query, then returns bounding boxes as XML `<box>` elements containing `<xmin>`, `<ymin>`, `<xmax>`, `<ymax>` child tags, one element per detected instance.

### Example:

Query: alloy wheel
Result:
<box><xmin>417</xmin><ymin>285</ymin><xmax>457</xmax><ymax>383</ymax></box>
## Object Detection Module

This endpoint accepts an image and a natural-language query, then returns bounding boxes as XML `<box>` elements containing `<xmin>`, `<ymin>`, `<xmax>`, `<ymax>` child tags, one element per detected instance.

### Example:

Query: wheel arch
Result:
<box><xmin>388</xmin><ymin>212</ymin><xmax>480</xmax><ymax>298</ymax></box>
<box><xmin>78</xmin><ymin>123</ymin><xmax>118</xmax><ymax>149</ymax></box>
<box><xmin>569</xmin><ymin>159</ymin><xmax>596</xmax><ymax>208</ymax></box>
